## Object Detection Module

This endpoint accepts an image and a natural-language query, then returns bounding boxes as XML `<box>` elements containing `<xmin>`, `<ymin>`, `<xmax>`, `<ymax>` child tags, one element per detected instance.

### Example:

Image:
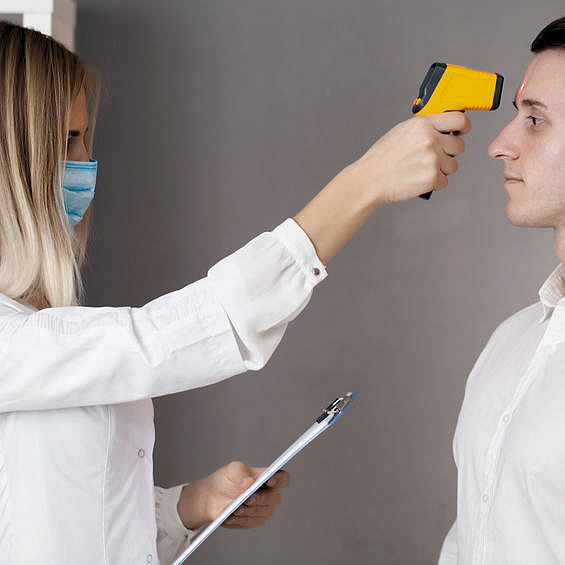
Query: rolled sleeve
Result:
<box><xmin>155</xmin><ymin>484</ymin><xmax>197</xmax><ymax>565</ymax></box>
<box><xmin>208</xmin><ymin>218</ymin><xmax>327</xmax><ymax>370</ymax></box>
<box><xmin>273</xmin><ymin>218</ymin><xmax>328</xmax><ymax>288</ymax></box>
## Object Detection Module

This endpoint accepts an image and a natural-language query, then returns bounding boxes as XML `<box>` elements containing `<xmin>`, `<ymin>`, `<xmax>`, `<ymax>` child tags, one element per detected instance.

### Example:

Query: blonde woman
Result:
<box><xmin>0</xmin><ymin>21</ymin><xmax>469</xmax><ymax>565</ymax></box>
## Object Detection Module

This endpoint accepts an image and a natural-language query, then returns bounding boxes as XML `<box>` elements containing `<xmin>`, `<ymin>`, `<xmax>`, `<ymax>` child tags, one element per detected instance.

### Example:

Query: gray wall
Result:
<box><xmin>75</xmin><ymin>1</ymin><xmax>563</xmax><ymax>563</ymax></box>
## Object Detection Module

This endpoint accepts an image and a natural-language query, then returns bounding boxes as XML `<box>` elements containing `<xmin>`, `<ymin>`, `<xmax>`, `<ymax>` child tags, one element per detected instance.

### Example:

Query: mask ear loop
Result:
<box><xmin>56</xmin><ymin>160</ymin><xmax>71</xmax><ymax>230</ymax></box>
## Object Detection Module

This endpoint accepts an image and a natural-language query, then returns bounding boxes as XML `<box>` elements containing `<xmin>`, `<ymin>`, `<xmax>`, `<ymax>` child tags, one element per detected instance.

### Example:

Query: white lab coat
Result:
<box><xmin>0</xmin><ymin>219</ymin><xmax>327</xmax><ymax>565</ymax></box>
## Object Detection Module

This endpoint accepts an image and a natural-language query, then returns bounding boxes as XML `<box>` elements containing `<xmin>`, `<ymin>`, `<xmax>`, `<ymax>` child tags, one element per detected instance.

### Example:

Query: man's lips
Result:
<box><xmin>503</xmin><ymin>174</ymin><xmax>523</xmax><ymax>184</ymax></box>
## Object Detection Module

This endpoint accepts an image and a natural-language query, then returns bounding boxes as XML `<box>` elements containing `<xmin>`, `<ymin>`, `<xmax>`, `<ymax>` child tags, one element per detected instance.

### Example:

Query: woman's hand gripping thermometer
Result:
<box><xmin>412</xmin><ymin>62</ymin><xmax>504</xmax><ymax>199</ymax></box>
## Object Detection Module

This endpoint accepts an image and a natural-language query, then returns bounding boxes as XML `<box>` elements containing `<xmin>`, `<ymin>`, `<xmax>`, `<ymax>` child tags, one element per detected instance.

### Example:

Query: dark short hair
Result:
<box><xmin>531</xmin><ymin>17</ymin><xmax>565</xmax><ymax>52</ymax></box>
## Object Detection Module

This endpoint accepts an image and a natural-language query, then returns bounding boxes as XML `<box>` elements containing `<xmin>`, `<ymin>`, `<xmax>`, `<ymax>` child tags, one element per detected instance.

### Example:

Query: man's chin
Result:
<box><xmin>505</xmin><ymin>203</ymin><xmax>529</xmax><ymax>226</ymax></box>
<box><xmin>505</xmin><ymin>202</ymin><xmax>550</xmax><ymax>228</ymax></box>
<box><xmin>505</xmin><ymin>213</ymin><xmax>536</xmax><ymax>227</ymax></box>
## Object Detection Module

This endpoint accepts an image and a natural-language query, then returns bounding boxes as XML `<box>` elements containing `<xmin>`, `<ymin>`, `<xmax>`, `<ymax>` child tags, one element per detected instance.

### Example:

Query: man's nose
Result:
<box><xmin>488</xmin><ymin>122</ymin><xmax>518</xmax><ymax>160</ymax></box>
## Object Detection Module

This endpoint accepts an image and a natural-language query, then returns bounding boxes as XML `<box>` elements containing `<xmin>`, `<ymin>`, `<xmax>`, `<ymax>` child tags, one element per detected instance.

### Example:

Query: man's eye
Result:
<box><xmin>527</xmin><ymin>116</ymin><xmax>543</xmax><ymax>126</ymax></box>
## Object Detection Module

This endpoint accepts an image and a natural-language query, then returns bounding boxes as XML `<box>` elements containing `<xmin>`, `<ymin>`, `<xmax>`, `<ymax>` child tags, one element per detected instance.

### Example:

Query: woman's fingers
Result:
<box><xmin>440</xmin><ymin>154</ymin><xmax>459</xmax><ymax>176</ymax></box>
<box><xmin>245</xmin><ymin>469</ymin><xmax>290</xmax><ymax>491</ymax></box>
<box><xmin>223</xmin><ymin>512</ymin><xmax>274</xmax><ymax>529</ymax></box>
<box><xmin>243</xmin><ymin>487</ymin><xmax>283</xmax><ymax>508</ymax></box>
<box><xmin>216</xmin><ymin>466</ymin><xmax>290</xmax><ymax>530</ymax></box>
<box><xmin>223</xmin><ymin>497</ymin><xmax>277</xmax><ymax>529</ymax></box>
<box><xmin>235</xmin><ymin>502</ymin><xmax>277</xmax><ymax>518</ymax></box>
<box><xmin>442</xmin><ymin>133</ymin><xmax>466</xmax><ymax>157</ymax></box>
<box><xmin>431</xmin><ymin>111</ymin><xmax>472</xmax><ymax>135</ymax></box>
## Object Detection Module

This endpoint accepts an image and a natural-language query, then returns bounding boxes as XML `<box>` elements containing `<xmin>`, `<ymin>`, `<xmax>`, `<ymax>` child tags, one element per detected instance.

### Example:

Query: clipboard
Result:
<box><xmin>172</xmin><ymin>390</ymin><xmax>359</xmax><ymax>564</ymax></box>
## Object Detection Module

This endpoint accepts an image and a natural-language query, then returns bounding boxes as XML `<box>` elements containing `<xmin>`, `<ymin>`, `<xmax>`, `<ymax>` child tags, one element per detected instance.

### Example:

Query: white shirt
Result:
<box><xmin>0</xmin><ymin>218</ymin><xmax>327</xmax><ymax>565</ymax></box>
<box><xmin>438</xmin><ymin>264</ymin><xmax>565</xmax><ymax>565</ymax></box>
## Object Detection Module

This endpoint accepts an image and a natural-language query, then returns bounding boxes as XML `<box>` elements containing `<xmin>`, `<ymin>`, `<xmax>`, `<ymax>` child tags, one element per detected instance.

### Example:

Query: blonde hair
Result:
<box><xmin>0</xmin><ymin>21</ymin><xmax>100</xmax><ymax>308</ymax></box>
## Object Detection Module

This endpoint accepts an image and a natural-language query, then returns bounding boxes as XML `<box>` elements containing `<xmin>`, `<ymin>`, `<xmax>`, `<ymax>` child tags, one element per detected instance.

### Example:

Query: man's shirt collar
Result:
<box><xmin>539</xmin><ymin>263</ymin><xmax>565</xmax><ymax>322</ymax></box>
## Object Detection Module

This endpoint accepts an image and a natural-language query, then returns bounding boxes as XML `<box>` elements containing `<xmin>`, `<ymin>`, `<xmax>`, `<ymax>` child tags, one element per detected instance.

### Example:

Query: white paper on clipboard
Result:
<box><xmin>172</xmin><ymin>390</ymin><xmax>358</xmax><ymax>564</ymax></box>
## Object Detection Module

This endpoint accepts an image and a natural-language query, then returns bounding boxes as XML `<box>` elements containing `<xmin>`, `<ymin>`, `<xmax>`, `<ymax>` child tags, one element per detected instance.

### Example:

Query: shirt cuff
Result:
<box><xmin>272</xmin><ymin>219</ymin><xmax>328</xmax><ymax>289</ymax></box>
<box><xmin>155</xmin><ymin>484</ymin><xmax>193</xmax><ymax>541</ymax></box>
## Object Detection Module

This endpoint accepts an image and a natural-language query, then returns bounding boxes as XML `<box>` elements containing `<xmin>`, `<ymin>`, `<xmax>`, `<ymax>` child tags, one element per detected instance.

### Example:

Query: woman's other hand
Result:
<box><xmin>176</xmin><ymin>461</ymin><xmax>290</xmax><ymax>531</ymax></box>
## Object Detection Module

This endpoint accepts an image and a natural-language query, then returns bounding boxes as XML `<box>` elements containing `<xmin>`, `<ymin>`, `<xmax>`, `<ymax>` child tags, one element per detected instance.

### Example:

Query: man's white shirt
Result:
<box><xmin>439</xmin><ymin>264</ymin><xmax>565</xmax><ymax>565</ymax></box>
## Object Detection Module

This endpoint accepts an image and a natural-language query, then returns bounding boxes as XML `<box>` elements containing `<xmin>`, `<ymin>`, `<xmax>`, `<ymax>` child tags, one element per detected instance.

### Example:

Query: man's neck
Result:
<box><xmin>554</xmin><ymin>226</ymin><xmax>565</xmax><ymax>263</ymax></box>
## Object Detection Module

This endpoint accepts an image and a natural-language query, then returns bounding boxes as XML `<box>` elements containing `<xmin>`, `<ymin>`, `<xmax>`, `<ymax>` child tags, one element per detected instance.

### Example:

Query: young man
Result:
<box><xmin>439</xmin><ymin>16</ymin><xmax>565</xmax><ymax>565</ymax></box>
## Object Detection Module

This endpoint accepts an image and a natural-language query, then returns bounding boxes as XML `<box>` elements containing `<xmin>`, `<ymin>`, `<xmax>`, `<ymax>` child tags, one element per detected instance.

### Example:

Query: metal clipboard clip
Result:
<box><xmin>316</xmin><ymin>390</ymin><xmax>359</xmax><ymax>426</ymax></box>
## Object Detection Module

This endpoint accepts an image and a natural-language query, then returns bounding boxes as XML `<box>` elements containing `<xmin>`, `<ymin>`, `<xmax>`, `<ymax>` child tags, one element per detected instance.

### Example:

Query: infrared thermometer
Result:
<box><xmin>412</xmin><ymin>62</ymin><xmax>504</xmax><ymax>199</ymax></box>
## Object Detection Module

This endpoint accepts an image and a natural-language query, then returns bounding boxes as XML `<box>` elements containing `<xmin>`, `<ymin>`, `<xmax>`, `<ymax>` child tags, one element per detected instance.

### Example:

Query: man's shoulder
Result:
<box><xmin>490</xmin><ymin>302</ymin><xmax>542</xmax><ymax>341</ymax></box>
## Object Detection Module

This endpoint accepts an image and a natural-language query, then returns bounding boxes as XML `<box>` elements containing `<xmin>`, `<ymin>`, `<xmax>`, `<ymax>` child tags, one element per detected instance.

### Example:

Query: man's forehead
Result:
<box><xmin>515</xmin><ymin>77</ymin><xmax>527</xmax><ymax>104</ymax></box>
<box><xmin>518</xmin><ymin>49</ymin><xmax>565</xmax><ymax>108</ymax></box>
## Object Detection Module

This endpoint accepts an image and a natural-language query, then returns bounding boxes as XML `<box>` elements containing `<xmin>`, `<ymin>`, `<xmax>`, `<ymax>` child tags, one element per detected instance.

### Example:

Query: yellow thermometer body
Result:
<box><xmin>413</xmin><ymin>62</ymin><xmax>504</xmax><ymax>199</ymax></box>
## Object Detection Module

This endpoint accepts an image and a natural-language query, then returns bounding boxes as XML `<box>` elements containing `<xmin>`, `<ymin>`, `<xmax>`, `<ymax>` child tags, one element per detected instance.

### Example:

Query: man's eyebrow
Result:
<box><xmin>512</xmin><ymin>97</ymin><xmax>548</xmax><ymax>110</ymax></box>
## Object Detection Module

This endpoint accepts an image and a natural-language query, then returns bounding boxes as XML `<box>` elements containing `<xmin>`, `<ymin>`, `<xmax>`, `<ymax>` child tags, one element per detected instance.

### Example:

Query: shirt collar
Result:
<box><xmin>539</xmin><ymin>263</ymin><xmax>565</xmax><ymax>322</ymax></box>
<box><xmin>0</xmin><ymin>293</ymin><xmax>37</xmax><ymax>313</ymax></box>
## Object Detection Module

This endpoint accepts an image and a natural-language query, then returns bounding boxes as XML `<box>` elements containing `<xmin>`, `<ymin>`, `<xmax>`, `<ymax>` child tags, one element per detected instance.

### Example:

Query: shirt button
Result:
<box><xmin>482</xmin><ymin>494</ymin><xmax>489</xmax><ymax>503</ymax></box>
<box><xmin>138</xmin><ymin>448</ymin><xmax>145</xmax><ymax>458</ymax></box>
<box><xmin>146</xmin><ymin>554</ymin><xmax>153</xmax><ymax>563</ymax></box>
<box><xmin>542</xmin><ymin>344</ymin><xmax>553</xmax><ymax>354</ymax></box>
<box><xmin>313</xmin><ymin>267</ymin><xmax>321</xmax><ymax>276</ymax></box>
<box><xmin>502</xmin><ymin>413</ymin><xmax>511</xmax><ymax>424</ymax></box>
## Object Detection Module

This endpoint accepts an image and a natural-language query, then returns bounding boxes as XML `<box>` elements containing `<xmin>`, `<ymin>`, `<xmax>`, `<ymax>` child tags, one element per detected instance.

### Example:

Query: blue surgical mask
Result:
<box><xmin>61</xmin><ymin>159</ymin><xmax>97</xmax><ymax>227</ymax></box>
